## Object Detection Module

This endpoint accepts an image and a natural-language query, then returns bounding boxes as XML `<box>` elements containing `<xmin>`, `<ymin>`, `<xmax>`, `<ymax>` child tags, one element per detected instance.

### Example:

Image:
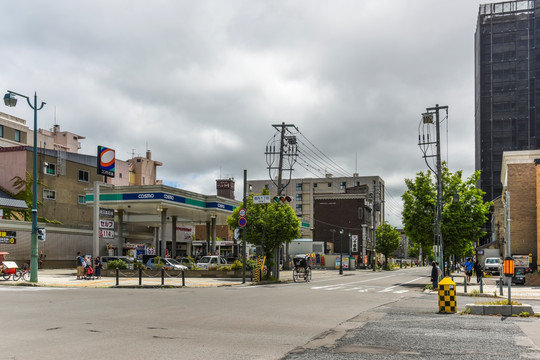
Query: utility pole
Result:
<box><xmin>265</xmin><ymin>123</ymin><xmax>298</xmax><ymax>279</ymax></box>
<box><xmin>419</xmin><ymin>104</ymin><xmax>448</xmax><ymax>276</ymax></box>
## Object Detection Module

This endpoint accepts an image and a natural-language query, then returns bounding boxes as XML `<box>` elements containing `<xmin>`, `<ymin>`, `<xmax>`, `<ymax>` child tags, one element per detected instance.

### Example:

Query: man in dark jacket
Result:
<box><xmin>474</xmin><ymin>261</ymin><xmax>483</xmax><ymax>284</ymax></box>
<box><xmin>431</xmin><ymin>262</ymin><xmax>441</xmax><ymax>290</ymax></box>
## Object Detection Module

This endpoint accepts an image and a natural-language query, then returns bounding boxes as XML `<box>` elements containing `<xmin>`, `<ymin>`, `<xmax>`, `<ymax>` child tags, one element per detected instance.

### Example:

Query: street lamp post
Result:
<box><xmin>4</xmin><ymin>90</ymin><xmax>45</xmax><ymax>283</ymax></box>
<box><xmin>339</xmin><ymin>229</ymin><xmax>344</xmax><ymax>275</ymax></box>
<box><xmin>348</xmin><ymin>233</ymin><xmax>352</xmax><ymax>271</ymax></box>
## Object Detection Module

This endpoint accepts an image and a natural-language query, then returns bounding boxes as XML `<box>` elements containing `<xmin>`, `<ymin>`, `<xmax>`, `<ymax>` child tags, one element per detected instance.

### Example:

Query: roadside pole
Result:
<box><xmin>242</xmin><ymin>169</ymin><xmax>247</xmax><ymax>284</ymax></box>
<box><xmin>505</xmin><ymin>191</ymin><xmax>511</xmax><ymax>302</ymax></box>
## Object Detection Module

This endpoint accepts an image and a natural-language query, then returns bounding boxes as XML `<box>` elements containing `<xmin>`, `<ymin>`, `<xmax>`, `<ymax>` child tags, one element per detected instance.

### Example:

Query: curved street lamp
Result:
<box><xmin>4</xmin><ymin>90</ymin><xmax>46</xmax><ymax>283</ymax></box>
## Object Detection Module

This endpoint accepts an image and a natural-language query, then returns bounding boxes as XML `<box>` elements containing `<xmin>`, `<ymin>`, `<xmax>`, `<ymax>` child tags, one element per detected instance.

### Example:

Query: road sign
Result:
<box><xmin>253</xmin><ymin>195</ymin><xmax>271</xmax><ymax>204</ymax></box>
<box><xmin>239</xmin><ymin>208</ymin><xmax>247</xmax><ymax>217</ymax></box>
<box><xmin>238</xmin><ymin>217</ymin><xmax>247</xmax><ymax>227</ymax></box>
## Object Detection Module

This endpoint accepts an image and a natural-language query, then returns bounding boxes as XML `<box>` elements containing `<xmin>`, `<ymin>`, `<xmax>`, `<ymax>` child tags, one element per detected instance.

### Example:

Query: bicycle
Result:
<box><xmin>13</xmin><ymin>267</ymin><xmax>30</xmax><ymax>281</ymax></box>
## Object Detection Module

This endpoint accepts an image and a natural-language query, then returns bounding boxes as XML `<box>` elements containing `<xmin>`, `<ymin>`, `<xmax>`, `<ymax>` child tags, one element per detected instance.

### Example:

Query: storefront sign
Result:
<box><xmin>99</xmin><ymin>208</ymin><xmax>114</xmax><ymax>218</ymax></box>
<box><xmin>0</xmin><ymin>231</ymin><xmax>16</xmax><ymax>244</ymax></box>
<box><xmin>99</xmin><ymin>219</ymin><xmax>114</xmax><ymax>229</ymax></box>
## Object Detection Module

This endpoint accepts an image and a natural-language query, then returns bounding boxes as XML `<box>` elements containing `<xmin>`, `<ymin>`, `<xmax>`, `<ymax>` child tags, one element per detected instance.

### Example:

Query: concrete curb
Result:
<box><xmin>465</xmin><ymin>303</ymin><xmax>534</xmax><ymax>316</ymax></box>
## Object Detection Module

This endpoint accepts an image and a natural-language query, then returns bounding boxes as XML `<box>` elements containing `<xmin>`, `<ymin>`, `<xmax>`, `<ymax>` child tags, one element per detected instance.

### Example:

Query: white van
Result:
<box><xmin>196</xmin><ymin>256</ymin><xmax>227</xmax><ymax>270</ymax></box>
<box><xmin>484</xmin><ymin>257</ymin><xmax>502</xmax><ymax>275</ymax></box>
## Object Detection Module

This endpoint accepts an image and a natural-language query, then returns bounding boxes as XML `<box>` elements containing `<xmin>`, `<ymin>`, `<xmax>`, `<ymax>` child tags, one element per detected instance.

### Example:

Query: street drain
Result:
<box><xmin>334</xmin><ymin>344</ymin><xmax>421</xmax><ymax>355</ymax></box>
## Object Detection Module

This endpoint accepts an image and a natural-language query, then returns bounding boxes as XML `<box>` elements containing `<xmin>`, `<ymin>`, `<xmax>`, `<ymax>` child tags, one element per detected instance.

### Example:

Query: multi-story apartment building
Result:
<box><xmin>0</xmin><ymin>112</ymin><xmax>85</xmax><ymax>153</ymax></box>
<box><xmin>475</xmin><ymin>0</ymin><xmax>540</xmax><ymax>202</ymax></box>
<box><xmin>248</xmin><ymin>174</ymin><xmax>385</xmax><ymax>238</ymax></box>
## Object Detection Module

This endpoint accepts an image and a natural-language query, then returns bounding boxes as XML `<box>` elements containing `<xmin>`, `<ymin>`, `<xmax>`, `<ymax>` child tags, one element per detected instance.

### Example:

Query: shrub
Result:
<box><xmin>107</xmin><ymin>260</ymin><xmax>127</xmax><ymax>269</ymax></box>
<box><xmin>133</xmin><ymin>262</ymin><xmax>146</xmax><ymax>270</ymax></box>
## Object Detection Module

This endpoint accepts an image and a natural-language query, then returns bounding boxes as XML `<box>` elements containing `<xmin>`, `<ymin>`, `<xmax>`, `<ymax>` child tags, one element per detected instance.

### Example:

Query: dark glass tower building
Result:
<box><xmin>475</xmin><ymin>0</ymin><xmax>538</xmax><ymax>202</ymax></box>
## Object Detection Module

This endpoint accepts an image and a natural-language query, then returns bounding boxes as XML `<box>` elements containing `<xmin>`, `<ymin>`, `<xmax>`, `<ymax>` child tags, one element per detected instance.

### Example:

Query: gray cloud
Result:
<box><xmin>0</xmin><ymin>0</ymin><xmax>486</xmax><ymax>226</ymax></box>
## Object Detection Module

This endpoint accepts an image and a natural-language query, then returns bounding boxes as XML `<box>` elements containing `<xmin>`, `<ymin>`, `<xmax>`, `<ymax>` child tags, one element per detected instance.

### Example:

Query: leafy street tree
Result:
<box><xmin>401</xmin><ymin>164</ymin><xmax>491</xmax><ymax>262</ymax></box>
<box><xmin>227</xmin><ymin>188</ymin><xmax>301</xmax><ymax>276</ymax></box>
<box><xmin>1</xmin><ymin>172</ymin><xmax>60</xmax><ymax>223</ymax></box>
<box><xmin>375</xmin><ymin>221</ymin><xmax>400</xmax><ymax>266</ymax></box>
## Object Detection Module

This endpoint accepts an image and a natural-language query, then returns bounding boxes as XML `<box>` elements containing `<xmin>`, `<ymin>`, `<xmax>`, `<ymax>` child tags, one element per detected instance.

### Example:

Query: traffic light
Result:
<box><xmin>37</xmin><ymin>227</ymin><xmax>46</xmax><ymax>242</ymax></box>
<box><xmin>273</xmin><ymin>195</ymin><xmax>292</xmax><ymax>203</ymax></box>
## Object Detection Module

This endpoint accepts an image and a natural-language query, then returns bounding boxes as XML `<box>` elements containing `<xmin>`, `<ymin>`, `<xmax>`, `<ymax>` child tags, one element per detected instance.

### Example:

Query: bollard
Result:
<box><xmin>438</xmin><ymin>277</ymin><xmax>457</xmax><ymax>313</ymax></box>
<box><xmin>499</xmin><ymin>277</ymin><xmax>504</xmax><ymax>296</ymax></box>
<box><xmin>115</xmin><ymin>267</ymin><xmax>119</xmax><ymax>286</ymax></box>
<box><xmin>139</xmin><ymin>267</ymin><xmax>142</xmax><ymax>286</ymax></box>
<box><xmin>464</xmin><ymin>276</ymin><xmax>467</xmax><ymax>293</ymax></box>
<box><xmin>182</xmin><ymin>269</ymin><xmax>185</xmax><ymax>287</ymax></box>
<box><xmin>161</xmin><ymin>267</ymin><xmax>165</xmax><ymax>285</ymax></box>
<box><xmin>480</xmin><ymin>277</ymin><xmax>483</xmax><ymax>293</ymax></box>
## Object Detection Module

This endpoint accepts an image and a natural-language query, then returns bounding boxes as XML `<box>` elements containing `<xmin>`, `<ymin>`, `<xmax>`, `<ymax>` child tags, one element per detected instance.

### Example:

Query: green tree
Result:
<box><xmin>1</xmin><ymin>172</ymin><xmax>61</xmax><ymax>223</ymax></box>
<box><xmin>227</xmin><ymin>188</ymin><xmax>301</xmax><ymax>272</ymax></box>
<box><xmin>376</xmin><ymin>222</ymin><xmax>400</xmax><ymax>266</ymax></box>
<box><xmin>401</xmin><ymin>164</ymin><xmax>491</xmax><ymax>262</ymax></box>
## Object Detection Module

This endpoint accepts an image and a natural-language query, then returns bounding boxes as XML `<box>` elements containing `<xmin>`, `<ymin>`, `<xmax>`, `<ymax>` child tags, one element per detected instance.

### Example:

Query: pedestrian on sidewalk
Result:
<box><xmin>474</xmin><ymin>261</ymin><xmax>483</xmax><ymax>284</ymax></box>
<box><xmin>94</xmin><ymin>256</ymin><xmax>102</xmax><ymax>279</ymax></box>
<box><xmin>464</xmin><ymin>258</ymin><xmax>474</xmax><ymax>284</ymax></box>
<box><xmin>431</xmin><ymin>262</ymin><xmax>441</xmax><ymax>290</ymax></box>
<box><xmin>76</xmin><ymin>251</ymin><xmax>84</xmax><ymax>280</ymax></box>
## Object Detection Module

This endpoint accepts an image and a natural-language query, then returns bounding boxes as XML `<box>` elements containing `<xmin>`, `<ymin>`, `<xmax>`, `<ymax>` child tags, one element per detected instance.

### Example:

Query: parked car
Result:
<box><xmin>176</xmin><ymin>257</ymin><xmax>195</xmax><ymax>269</ymax></box>
<box><xmin>146</xmin><ymin>257</ymin><xmax>187</xmax><ymax>271</ymax></box>
<box><xmin>484</xmin><ymin>257</ymin><xmax>502</xmax><ymax>275</ymax></box>
<box><xmin>196</xmin><ymin>256</ymin><xmax>227</xmax><ymax>270</ymax></box>
<box><xmin>101</xmin><ymin>256</ymin><xmax>134</xmax><ymax>270</ymax></box>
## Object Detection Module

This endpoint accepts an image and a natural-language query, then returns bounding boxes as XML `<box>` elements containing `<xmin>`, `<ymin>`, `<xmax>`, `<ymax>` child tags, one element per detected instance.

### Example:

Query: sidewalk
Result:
<box><xmin>0</xmin><ymin>268</ymin><xmax>351</xmax><ymax>288</ymax></box>
<box><xmin>0</xmin><ymin>269</ymin><xmax>252</xmax><ymax>288</ymax></box>
<box><xmin>439</xmin><ymin>272</ymin><xmax>540</xmax><ymax>300</ymax></box>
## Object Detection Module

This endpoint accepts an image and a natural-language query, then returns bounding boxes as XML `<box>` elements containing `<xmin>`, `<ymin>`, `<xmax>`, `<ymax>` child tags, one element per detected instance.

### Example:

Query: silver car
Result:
<box><xmin>146</xmin><ymin>257</ymin><xmax>187</xmax><ymax>271</ymax></box>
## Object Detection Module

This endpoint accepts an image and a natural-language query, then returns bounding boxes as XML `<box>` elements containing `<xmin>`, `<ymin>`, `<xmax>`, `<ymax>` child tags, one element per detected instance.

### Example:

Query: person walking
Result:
<box><xmin>76</xmin><ymin>251</ymin><xmax>84</xmax><ymax>280</ymax></box>
<box><xmin>431</xmin><ymin>262</ymin><xmax>441</xmax><ymax>290</ymax></box>
<box><xmin>474</xmin><ymin>261</ymin><xmax>483</xmax><ymax>284</ymax></box>
<box><xmin>464</xmin><ymin>258</ymin><xmax>474</xmax><ymax>284</ymax></box>
<box><xmin>94</xmin><ymin>256</ymin><xmax>102</xmax><ymax>279</ymax></box>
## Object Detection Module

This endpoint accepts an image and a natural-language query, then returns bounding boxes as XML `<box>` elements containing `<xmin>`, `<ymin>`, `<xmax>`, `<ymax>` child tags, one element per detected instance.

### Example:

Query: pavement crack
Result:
<box><xmin>46</xmin><ymin>327</ymin><xmax>61</xmax><ymax>331</ymax></box>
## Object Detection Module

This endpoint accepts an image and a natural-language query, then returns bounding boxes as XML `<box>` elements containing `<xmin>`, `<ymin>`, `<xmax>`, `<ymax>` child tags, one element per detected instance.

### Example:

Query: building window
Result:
<box><xmin>14</xmin><ymin>130</ymin><xmax>21</xmax><ymax>142</ymax></box>
<box><xmin>340</xmin><ymin>181</ymin><xmax>346</xmax><ymax>190</ymax></box>
<box><xmin>314</xmin><ymin>183</ymin><xmax>318</xmax><ymax>188</ymax></box>
<box><xmin>142</xmin><ymin>177</ymin><xmax>145</xmax><ymax>185</ymax></box>
<box><xmin>0</xmin><ymin>125</ymin><xmax>3</xmax><ymax>138</ymax></box>
<box><xmin>78</xmin><ymin>170</ymin><xmax>89</xmax><ymax>182</ymax></box>
<box><xmin>43</xmin><ymin>189</ymin><xmax>56</xmax><ymax>200</ymax></box>
<box><xmin>44</xmin><ymin>163</ymin><xmax>56</xmax><ymax>175</ymax></box>
<box><xmin>296</xmin><ymin>183</ymin><xmax>302</xmax><ymax>191</ymax></box>
<box><xmin>296</xmin><ymin>204</ymin><xmax>302</xmax><ymax>212</ymax></box>
<box><xmin>354</xmin><ymin>181</ymin><xmax>360</xmax><ymax>187</ymax></box>
<box><xmin>264</xmin><ymin>184</ymin><xmax>269</xmax><ymax>190</ymax></box>
<box><xmin>78</xmin><ymin>195</ymin><xmax>86</xmax><ymax>204</ymax></box>
<box><xmin>296</xmin><ymin>194</ymin><xmax>302</xmax><ymax>201</ymax></box>
<box><xmin>119</xmin><ymin>173</ymin><xmax>122</xmax><ymax>179</ymax></box>
<box><xmin>328</xmin><ymin>182</ymin><xmax>332</xmax><ymax>187</ymax></box>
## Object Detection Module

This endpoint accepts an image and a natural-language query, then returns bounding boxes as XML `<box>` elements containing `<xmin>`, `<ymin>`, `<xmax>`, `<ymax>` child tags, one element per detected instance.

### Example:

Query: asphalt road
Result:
<box><xmin>3</xmin><ymin>267</ymin><xmax>540</xmax><ymax>359</ymax></box>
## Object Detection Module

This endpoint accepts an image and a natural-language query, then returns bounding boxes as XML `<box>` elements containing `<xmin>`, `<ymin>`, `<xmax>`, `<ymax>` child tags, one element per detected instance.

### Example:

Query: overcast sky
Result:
<box><xmin>1</xmin><ymin>0</ymin><xmax>488</xmax><ymax>227</ymax></box>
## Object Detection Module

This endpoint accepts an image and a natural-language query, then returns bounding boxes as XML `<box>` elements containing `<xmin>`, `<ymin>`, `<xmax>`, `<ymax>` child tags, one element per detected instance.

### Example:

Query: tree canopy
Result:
<box><xmin>401</xmin><ymin>164</ymin><xmax>491</xmax><ymax>261</ymax></box>
<box><xmin>375</xmin><ymin>221</ymin><xmax>400</xmax><ymax>265</ymax></box>
<box><xmin>226</xmin><ymin>188</ymin><xmax>301</xmax><ymax>259</ymax></box>
<box><xmin>1</xmin><ymin>172</ymin><xmax>60</xmax><ymax>223</ymax></box>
